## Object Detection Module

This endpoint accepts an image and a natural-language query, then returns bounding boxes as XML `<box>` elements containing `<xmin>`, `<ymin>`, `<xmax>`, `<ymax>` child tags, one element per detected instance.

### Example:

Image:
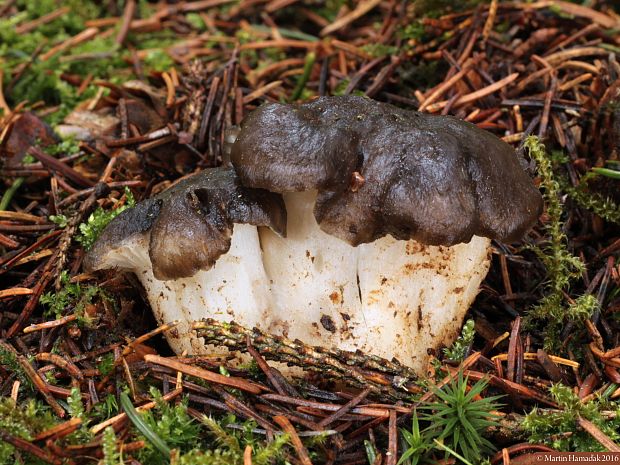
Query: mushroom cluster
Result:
<box><xmin>86</xmin><ymin>96</ymin><xmax>542</xmax><ymax>373</ymax></box>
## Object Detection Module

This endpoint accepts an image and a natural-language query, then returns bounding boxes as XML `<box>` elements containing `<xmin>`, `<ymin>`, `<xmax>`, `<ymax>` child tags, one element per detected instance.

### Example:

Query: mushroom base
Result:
<box><xmin>258</xmin><ymin>191</ymin><xmax>491</xmax><ymax>373</ymax></box>
<box><xmin>92</xmin><ymin>193</ymin><xmax>491</xmax><ymax>373</ymax></box>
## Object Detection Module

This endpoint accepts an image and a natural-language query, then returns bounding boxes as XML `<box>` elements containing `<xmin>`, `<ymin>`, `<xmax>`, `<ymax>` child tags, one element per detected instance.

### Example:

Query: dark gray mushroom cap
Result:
<box><xmin>84</xmin><ymin>167</ymin><xmax>286</xmax><ymax>280</ymax></box>
<box><xmin>231</xmin><ymin>95</ymin><xmax>543</xmax><ymax>246</ymax></box>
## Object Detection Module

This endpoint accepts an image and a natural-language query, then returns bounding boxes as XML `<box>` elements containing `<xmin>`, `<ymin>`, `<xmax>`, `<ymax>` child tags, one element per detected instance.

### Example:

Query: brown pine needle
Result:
<box><xmin>578</xmin><ymin>417</ymin><xmax>620</xmax><ymax>452</ymax></box>
<box><xmin>425</xmin><ymin>73</ymin><xmax>519</xmax><ymax>112</ymax></box>
<box><xmin>144</xmin><ymin>354</ymin><xmax>265</xmax><ymax>394</ymax></box>
<box><xmin>492</xmin><ymin>353</ymin><xmax>580</xmax><ymax>368</ymax></box>
<box><xmin>273</xmin><ymin>415</ymin><xmax>313</xmax><ymax>465</ymax></box>
<box><xmin>320</xmin><ymin>0</ymin><xmax>382</xmax><ymax>36</ymax></box>
<box><xmin>0</xmin><ymin>287</ymin><xmax>33</xmax><ymax>299</ymax></box>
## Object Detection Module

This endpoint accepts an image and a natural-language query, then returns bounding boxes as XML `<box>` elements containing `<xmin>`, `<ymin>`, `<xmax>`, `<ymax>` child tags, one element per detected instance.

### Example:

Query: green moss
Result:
<box><xmin>0</xmin><ymin>345</ymin><xmax>32</xmax><ymax>390</ymax></box>
<box><xmin>525</xmin><ymin>138</ymin><xmax>584</xmax><ymax>294</ymax></box>
<box><xmin>399</xmin><ymin>0</ymin><xmax>483</xmax><ymax>47</ymax></box>
<box><xmin>332</xmin><ymin>79</ymin><xmax>350</xmax><ymax>96</ymax></box>
<box><xmin>77</xmin><ymin>187</ymin><xmax>136</xmax><ymax>250</ymax></box>
<box><xmin>142</xmin><ymin>48</ymin><xmax>175</xmax><ymax>73</ymax></box>
<box><xmin>0</xmin><ymin>397</ymin><xmax>58</xmax><ymax>465</ymax></box>
<box><xmin>443</xmin><ymin>319</ymin><xmax>475</xmax><ymax>362</ymax></box>
<box><xmin>0</xmin><ymin>1</ymin><xmax>178</xmax><ymax>122</ymax></box>
<box><xmin>134</xmin><ymin>388</ymin><xmax>200</xmax><ymax>464</ymax></box>
<box><xmin>137</xmin><ymin>0</ymin><xmax>157</xmax><ymax>19</ymax></box>
<box><xmin>40</xmin><ymin>270</ymin><xmax>111</xmax><ymax>329</ymax></box>
<box><xmin>102</xmin><ymin>426</ymin><xmax>119</xmax><ymax>465</ymax></box>
<box><xmin>523</xmin><ymin>137</ymin><xmax>617</xmax><ymax>352</ymax></box>
<box><xmin>523</xmin><ymin>137</ymin><xmax>593</xmax><ymax>351</ymax></box>
<box><xmin>63</xmin><ymin>36</ymin><xmax>125</xmax><ymax>77</ymax></box>
<box><xmin>0</xmin><ymin>2</ymin><xmax>104</xmax><ymax>119</ymax></box>
<box><xmin>400</xmin><ymin>20</ymin><xmax>427</xmax><ymax>42</ymax></box>
<box><xmin>186</xmin><ymin>13</ymin><xmax>207</xmax><ymax>31</ymax></box>
<box><xmin>564</xmin><ymin>172</ymin><xmax>620</xmax><ymax>225</ymax></box>
<box><xmin>523</xmin><ymin>384</ymin><xmax>620</xmax><ymax>452</ymax></box>
<box><xmin>331</xmin><ymin>79</ymin><xmax>365</xmax><ymax>97</ymax></box>
<box><xmin>92</xmin><ymin>394</ymin><xmax>120</xmax><ymax>423</ymax></box>
<box><xmin>172</xmin><ymin>448</ymin><xmax>241</xmax><ymax>465</ymax></box>
<box><xmin>67</xmin><ymin>386</ymin><xmax>86</xmax><ymax>421</ymax></box>
<box><xmin>248</xmin><ymin>432</ymin><xmax>289</xmax><ymax>465</ymax></box>
<box><xmin>198</xmin><ymin>415</ymin><xmax>289</xmax><ymax>465</ymax></box>
<box><xmin>59</xmin><ymin>386</ymin><xmax>95</xmax><ymax>444</ymax></box>
<box><xmin>361</xmin><ymin>43</ymin><xmax>398</xmax><ymax>58</ymax></box>
<box><xmin>45</xmin><ymin>136</ymin><xmax>81</xmax><ymax>156</ymax></box>
<box><xmin>97</xmin><ymin>353</ymin><xmax>116</xmax><ymax>376</ymax></box>
<box><xmin>315</xmin><ymin>0</ymin><xmax>347</xmax><ymax>23</ymax></box>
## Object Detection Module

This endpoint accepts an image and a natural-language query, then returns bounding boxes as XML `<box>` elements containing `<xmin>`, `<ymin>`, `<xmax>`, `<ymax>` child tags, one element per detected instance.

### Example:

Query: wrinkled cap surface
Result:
<box><xmin>84</xmin><ymin>167</ymin><xmax>286</xmax><ymax>280</ymax></box>
<box><xmin>231</xmin><ymin>96</ymin><xmax>543</xmax><ymax>246</ymax></box>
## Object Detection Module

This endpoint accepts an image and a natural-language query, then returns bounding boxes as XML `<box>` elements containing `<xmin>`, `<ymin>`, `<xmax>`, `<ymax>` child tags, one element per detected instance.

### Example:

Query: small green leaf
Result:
<box><xmin>591</xmin><ymin>168</ymin><xmax>620</xmax><ymax>179</ymax></box>
<box><xmin>120</xmin><ymin>392</ymin><xmax>171</xmax><ymax>459</ymax></box>
<box><xmin>49</xmin><ymin>214</ymin><xmax>68</xmax><ymax>228</ymax></box>
<box><xmin>433</xmin><ymin>439</ymin><xmax>474</xmax><ymax>465</ymax></box>
<box><xmin>364</xmin><ymin>439</ymin><xmax>377</xmax><ymax>464</ymax></box>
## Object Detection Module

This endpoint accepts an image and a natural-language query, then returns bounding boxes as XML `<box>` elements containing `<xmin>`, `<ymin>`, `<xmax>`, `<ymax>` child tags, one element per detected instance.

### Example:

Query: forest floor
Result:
<box><xmin>1</xmin><ymin>1</ymin><xmax>620</xmax><ymax>464</ymax></box>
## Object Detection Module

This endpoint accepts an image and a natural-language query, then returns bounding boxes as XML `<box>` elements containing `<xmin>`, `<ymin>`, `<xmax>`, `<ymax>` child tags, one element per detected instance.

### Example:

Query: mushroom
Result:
<box><xmin>84</xmin><ymin>168</ymin><xmax>286</xmax><ymax>354</ymax></box>
<box><xmin>86</xmin><ymin>96</ymin><xmax>542</xmax><ymax>373</ymax></box>
<box><xmin>229</xmin><ymin>96</ymin><xmax>542</xmax><ymax>370</ymax></box>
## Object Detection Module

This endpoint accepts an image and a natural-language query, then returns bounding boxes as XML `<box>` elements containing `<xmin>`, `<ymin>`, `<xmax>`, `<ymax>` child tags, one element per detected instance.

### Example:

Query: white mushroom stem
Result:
<box><xmin>258</xmin><ymin>191</ymin><xmax>491</xmax><ymax>372</ymax></box>
<box><xmin>92</xmin><ymin>224</ymin><xmax>273</xmax><ymax>356</ymax></box>
<box><xmin>92</xmin><ymin>192</ymin><xmax>491</xmax><ymax>373</ymax></box>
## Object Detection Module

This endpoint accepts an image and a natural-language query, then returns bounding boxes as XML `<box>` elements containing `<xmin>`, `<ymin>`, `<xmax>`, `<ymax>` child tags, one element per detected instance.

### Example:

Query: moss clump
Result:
<box><xmin>564</xmin><ymin>170</ymin><xmax>620</xmax><ymax>225</ymax></box>
<box><xmin>77</xmin><ymin>187</ymin><xmax>136</xmax><ymax>250</ymax></box>
<box><xmin>443</xmin><ymin>318</ymin><xmax>475</xmax><ymax>362</ymax></box>
<box><xmin>524</xmin><ymin>137</ymin><xmax>594</xmax><ymax>351</ymax></box>
<box><xmin>523</xmin><ymin>384</ymin><xmax>620</xmax><ymax>452</ymax></box>
<box><xmin>40</xmin><ymin>270</ymin><xmax>111</xmax><ymax>327</ymax></box>
<box><xmin>0</xmin><ymin>398</ymin><xmax>58</xmax><ymax>465</ymax></box>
